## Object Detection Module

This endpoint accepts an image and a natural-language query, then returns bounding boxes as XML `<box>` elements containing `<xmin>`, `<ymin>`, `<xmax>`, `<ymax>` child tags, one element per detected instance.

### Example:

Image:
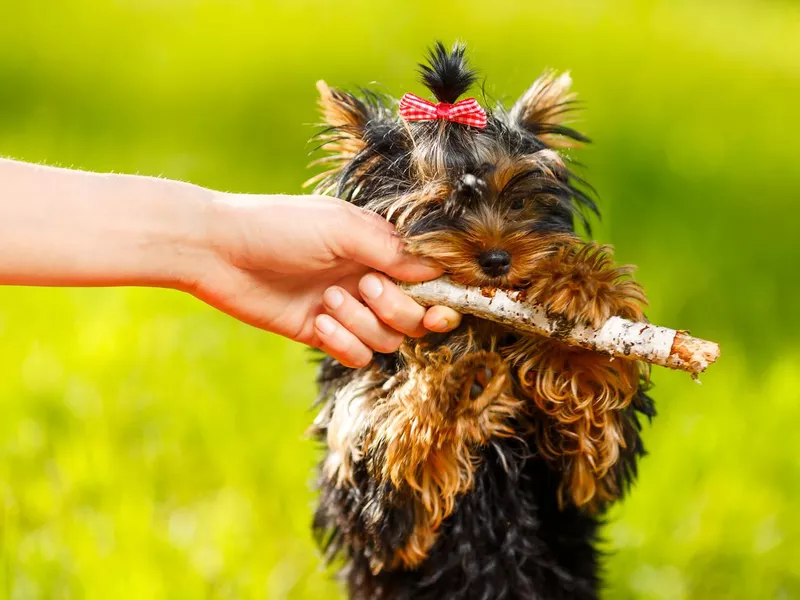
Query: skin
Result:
<box><xmin>0</xmin><ymin>158</ymin><xmax>461</xmax><ymax>367</ymax></box>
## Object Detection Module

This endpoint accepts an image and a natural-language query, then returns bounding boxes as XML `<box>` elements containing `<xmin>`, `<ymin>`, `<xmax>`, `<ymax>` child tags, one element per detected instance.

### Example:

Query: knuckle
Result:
<box><xmin>376</xmin><ymin>301</ymin><xmax>399</xmax><ymax>324</ymax></box>
<box><xmin>334</xmin><ymin>309</ymin><xmax>357</xmax><ymax>330</ymax></box>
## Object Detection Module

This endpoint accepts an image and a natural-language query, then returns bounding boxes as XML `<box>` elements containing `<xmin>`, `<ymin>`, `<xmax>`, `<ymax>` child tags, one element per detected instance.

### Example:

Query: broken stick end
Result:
<box><xmin>669</xmin><ymin>332</ymin><xmax>721</xmax><ymax>374</ymax></box>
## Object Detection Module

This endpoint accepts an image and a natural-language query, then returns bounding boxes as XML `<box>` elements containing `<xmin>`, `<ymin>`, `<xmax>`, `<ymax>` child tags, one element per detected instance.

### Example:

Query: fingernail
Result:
<box><xmin>315</xmin><ymin>315</ymin><xmax>336</xmax><ymax>335</ymax></box>
<box><xmin>360</xmin><ymin>274</ymin><xmax>383</xmax><ymax>300</ymax></box>
<box><xmin>434</xmin><ymin>318</ymin><xmax>450</xmax><ymax>331</ymax></box>
<box><xmin>323</xmin><ymin>287</ymin><xmax>344</xmax><ymax>310</ymax></box>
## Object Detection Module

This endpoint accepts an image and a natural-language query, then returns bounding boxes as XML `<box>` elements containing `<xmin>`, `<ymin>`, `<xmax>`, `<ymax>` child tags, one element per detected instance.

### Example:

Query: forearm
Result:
<box><xmin>0</xmin><ymin>158</ymin><xmax>210</xmax><ymax>289</ymax></box>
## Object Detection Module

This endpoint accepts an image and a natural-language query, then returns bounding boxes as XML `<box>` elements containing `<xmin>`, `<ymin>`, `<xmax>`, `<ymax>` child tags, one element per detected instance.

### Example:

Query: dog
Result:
<box><xmin>307</xmin><ymin>42</ymin><xmax>655</xmax><ymax>600</ymax></box>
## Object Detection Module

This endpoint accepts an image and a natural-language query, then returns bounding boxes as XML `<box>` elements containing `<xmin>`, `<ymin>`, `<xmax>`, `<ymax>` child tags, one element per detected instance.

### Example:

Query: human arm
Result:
<box><xmin>0</xmin><ymin>158</ymin><xmax>460</xmax><ymax>366</ymax></box>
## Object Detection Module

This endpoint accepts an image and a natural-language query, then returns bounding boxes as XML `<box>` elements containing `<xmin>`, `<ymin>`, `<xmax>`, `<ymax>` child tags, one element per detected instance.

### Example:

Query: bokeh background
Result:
<box><xmin>1</xmin><ymin>0</ymin><xmax>798</xmax><ymax>598</ymax></box>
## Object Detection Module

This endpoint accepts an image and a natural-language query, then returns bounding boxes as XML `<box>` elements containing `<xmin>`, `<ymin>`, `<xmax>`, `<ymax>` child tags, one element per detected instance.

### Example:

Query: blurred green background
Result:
<box><xmin>0</xmin><ymin>0</ymin><xmax>798</xmax><ymax>598</ymax></box>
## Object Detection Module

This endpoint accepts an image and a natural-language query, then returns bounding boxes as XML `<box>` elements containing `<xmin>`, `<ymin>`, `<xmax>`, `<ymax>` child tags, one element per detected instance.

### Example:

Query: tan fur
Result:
<box><xmin>374</xmin><ymin>348</ymin><xmax>519</xmax><ymax>519</ymax></box>
<box><xmin>512</xmin><ymin>339</ymin><xmax>646</xmax><ymax>509</ymax></box>
<box><xmin>313</xmin><ymin>344</ymin><xmax>525</xmax><ymax>571</ymax></box>
<box><xmin>371</xmin><ymin>146</ymin><xmax>566</xmax><ymax>234</ymax></box>
<box><xmin>527</xmin><ymin>242</ymin><xmax>647</xmax><ymax>328</ymax></box>
<box><xmin>406</xmin><ymin>223</ymin><xmax>570</xmax><ymax>289</ymax></box>
<box><xmin>366</xmin><ymin>181</ymin><xmax>453</xmax><ymax>232</ymax></box>
<box><xmin>367</xmin><ymin>347</ymin><xmax>522</xmax><ymax>568</ymax></box>
<box><xmin>401</xmin><ymin>147</ymin><xmax>580</xmax><ymax>288</ymax></box>
<box><xmin>510</xmin><ymin>70</ymin><xmax>581</xmax><ymax>149</ymax></box>
<box><xmin>490</xmin><ymin>149</ymin><xmax>566</xmax><ymax>192</ymax></box>
<box><xmin>501</xmin><ymin>242</ymin><xmax>649</xmax><ymax>508</ymax></box>
<box><xmin>305</xmin><ymin>80</ymin><xmax>374</xmax><ymax>191</ymax></box>
<box><xmin>391</xmin><ymin>517</ymin><xmax>439</xmax><ymax>571</ymax></box>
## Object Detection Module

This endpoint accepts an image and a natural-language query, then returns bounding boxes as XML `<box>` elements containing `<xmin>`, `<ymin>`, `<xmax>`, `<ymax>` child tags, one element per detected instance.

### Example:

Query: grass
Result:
<box><xmin>0</xmin><ymin>0</ymin><xmax>799</xmax><ymax>598</ymax></box>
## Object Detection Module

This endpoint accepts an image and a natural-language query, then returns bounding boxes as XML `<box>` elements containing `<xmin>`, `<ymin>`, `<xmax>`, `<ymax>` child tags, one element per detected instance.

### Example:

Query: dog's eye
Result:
<box><xmin>510</xmin><ymin>198</ymin><xmax>526</xmax><ymax>211</ymax></box>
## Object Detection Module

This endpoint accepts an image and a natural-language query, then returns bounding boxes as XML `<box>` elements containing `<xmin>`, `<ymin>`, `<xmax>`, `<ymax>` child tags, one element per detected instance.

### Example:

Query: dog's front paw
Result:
<box><xmin>527</xmin><ymin>242</ymin><xmax>647</xmax><ymax>328</ymax></box>
<box><xmin>446</xmin><ymin>351</ymin><xmax>511</xmax><ymax>416</ymax></box>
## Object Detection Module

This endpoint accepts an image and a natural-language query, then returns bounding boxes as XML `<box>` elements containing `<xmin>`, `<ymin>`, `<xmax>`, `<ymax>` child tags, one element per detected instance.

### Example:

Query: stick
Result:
<box><xmin>401</xmin><ymin>277</ymin><xmax>720</xmax><ymax>375</ymax></box>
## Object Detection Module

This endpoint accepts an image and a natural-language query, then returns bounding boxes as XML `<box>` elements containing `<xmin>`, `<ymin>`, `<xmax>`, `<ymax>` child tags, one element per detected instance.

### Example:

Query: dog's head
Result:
<box><xmin>309</xmin><ymin>41</ymin><xmax>594</xmax><ymax>287</ymax></box>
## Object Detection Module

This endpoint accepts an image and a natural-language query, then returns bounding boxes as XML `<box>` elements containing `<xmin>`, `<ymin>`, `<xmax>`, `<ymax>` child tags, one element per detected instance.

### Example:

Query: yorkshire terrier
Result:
<box><xmin>307</xmin><ymin>42</ymin><xmax>655</xmax><ymax>600</ymax></box>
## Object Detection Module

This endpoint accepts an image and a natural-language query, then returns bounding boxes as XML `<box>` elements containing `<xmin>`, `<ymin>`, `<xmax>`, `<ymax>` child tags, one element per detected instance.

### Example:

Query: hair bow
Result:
<box><xmin>399</xmin><ymin>93</ymin><xmax>487</xmax><ymax>129</ymax></box>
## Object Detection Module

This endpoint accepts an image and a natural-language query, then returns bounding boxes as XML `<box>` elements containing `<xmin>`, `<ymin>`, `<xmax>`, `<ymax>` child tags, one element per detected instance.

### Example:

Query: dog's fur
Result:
<box><xmin>308</xmin><ymin>42</ymin><xmax>655</xmax><ymax>599</ymax></box>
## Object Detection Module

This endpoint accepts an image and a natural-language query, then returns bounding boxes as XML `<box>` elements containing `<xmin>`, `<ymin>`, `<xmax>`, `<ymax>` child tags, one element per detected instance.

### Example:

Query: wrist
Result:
<box><xmin>134</xmin><ymin>176</ymin><xmax>217</xmax><ymax>293</ymax></box>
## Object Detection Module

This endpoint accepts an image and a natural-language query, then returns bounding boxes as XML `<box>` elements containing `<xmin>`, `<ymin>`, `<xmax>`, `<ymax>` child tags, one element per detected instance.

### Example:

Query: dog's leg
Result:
<box><xmin>372</xmin><ymin>348</ymin><xmax>519</xmax><ymax>569</ymax></box>
<box><xmin>311</xmin><ymin>361</ymin><xmax>418</xmax><ymax>578</ymax></box>
<box><xmin>517</xmin><ymin>242</ymin><xmax>655</xmax><ymax>509</ymax></box>
<box><xmin>312</xmin><ymin>344</ymin><xmax>521</xmax><ymax>580</ymax></box>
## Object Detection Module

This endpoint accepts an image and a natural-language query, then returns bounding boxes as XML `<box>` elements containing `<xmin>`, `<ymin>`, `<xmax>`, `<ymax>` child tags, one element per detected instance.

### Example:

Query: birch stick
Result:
<box><xmin>401</xmin><ymin>277</ymin><xmax>720</xmax><ymax>375</ymax></box>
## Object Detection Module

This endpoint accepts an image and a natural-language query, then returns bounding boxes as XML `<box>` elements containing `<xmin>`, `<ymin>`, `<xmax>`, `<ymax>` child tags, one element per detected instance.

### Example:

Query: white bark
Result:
<box><xmin>401</xmin><ymin>277</ymin><xmax>720</xmax><ymax>375</ymax></box>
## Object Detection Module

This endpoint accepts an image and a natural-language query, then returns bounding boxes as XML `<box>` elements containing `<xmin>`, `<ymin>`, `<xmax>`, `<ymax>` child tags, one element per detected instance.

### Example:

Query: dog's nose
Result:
<box><xmin>478</xmin><ymin>249</ymin><xmax>511</xmax><ymax>277</ymax></box>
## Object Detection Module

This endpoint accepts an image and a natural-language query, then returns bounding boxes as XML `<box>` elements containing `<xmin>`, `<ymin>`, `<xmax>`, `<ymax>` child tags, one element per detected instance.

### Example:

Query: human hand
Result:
<box><xmin>0</xmin><ymin>159</ymin><xmax>459</xmax><ymax>363</ymax></box>
<box><xmin>192</xmin><ymin>193</ymin><xmax>461</xmax><ymax>367</ymax></box>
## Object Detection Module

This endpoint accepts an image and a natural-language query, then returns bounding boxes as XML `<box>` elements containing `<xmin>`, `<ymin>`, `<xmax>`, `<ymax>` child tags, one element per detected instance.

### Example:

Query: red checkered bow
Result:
<box><xmin>398</xmin><ymin>93</ymin><xmax>487</xmax><ymax>129</ymax></box>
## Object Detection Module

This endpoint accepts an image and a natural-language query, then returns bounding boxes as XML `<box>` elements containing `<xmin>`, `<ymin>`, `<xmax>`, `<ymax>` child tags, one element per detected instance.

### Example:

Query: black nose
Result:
<box><xmin>478</xmin><ymin>249</ymin><xmax>511</xmax><ymax>277</ymax></box>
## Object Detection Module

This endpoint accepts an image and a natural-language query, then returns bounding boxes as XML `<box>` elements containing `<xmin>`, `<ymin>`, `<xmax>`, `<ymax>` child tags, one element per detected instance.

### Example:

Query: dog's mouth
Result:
<box><xmin>447</xmin><ymin>267</ymin><xmax>522</xmax><ymax>290</ymax></box>
<box><xmin>403</xmin><ymin>231</ymin><xmax>564</xmax><ymax>291</ymax></box>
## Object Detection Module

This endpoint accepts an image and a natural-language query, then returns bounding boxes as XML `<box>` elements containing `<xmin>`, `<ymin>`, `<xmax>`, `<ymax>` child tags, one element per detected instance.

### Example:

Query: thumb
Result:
<box><xmin>331</xmin><ymin>206</ymin><xmax>442</xmax><ymax>282</ymax></box>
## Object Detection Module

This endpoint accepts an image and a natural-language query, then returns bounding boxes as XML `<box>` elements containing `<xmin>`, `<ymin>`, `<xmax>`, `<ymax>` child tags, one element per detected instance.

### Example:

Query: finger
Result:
<box><xmin>314</xmin><ymin>314</ymin><xmax>373</xmax><ymax>369</ymax></box>
<box><xmin>322</xmin><ymin>286</ymin><xmax>405</xmax><ymax>354</ymax></box>
<box><xmin>423</xmin><ymin>306</ymin><xmax>462</xmax><ymax>333</ymax></box>
<box><xmin>332</xmin><ymin>207</ymin><xmax>443</xmax><ymax>282</ymax></box>
<box><xmin>359</xmin><ymin>273</ymin><xmax>428</xmax><ymax>338</ymax></box>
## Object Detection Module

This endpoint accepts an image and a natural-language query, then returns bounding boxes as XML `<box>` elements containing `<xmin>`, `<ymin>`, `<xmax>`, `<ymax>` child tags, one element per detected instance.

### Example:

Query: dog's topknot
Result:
<box><xmin>418</xmin><ymin>41</ymin><xmax>477</xmax><ymax>104</ymax></box>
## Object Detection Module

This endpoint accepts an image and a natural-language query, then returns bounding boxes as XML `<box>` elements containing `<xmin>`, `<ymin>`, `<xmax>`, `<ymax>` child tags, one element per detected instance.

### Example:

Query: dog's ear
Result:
<box><xmin>317</xmin><ymin>80</ymin><xmax>371</xmax><ymax>144</ymax></box>
<box><xmin>307</xmin><ymin>80</ymin><xmax>378</xmax><ymax>191</ymax></box>
<box><xmin>509</xmin><ymin>70</ymin><xmax>587</xmax><ymax>149</ymax></box>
